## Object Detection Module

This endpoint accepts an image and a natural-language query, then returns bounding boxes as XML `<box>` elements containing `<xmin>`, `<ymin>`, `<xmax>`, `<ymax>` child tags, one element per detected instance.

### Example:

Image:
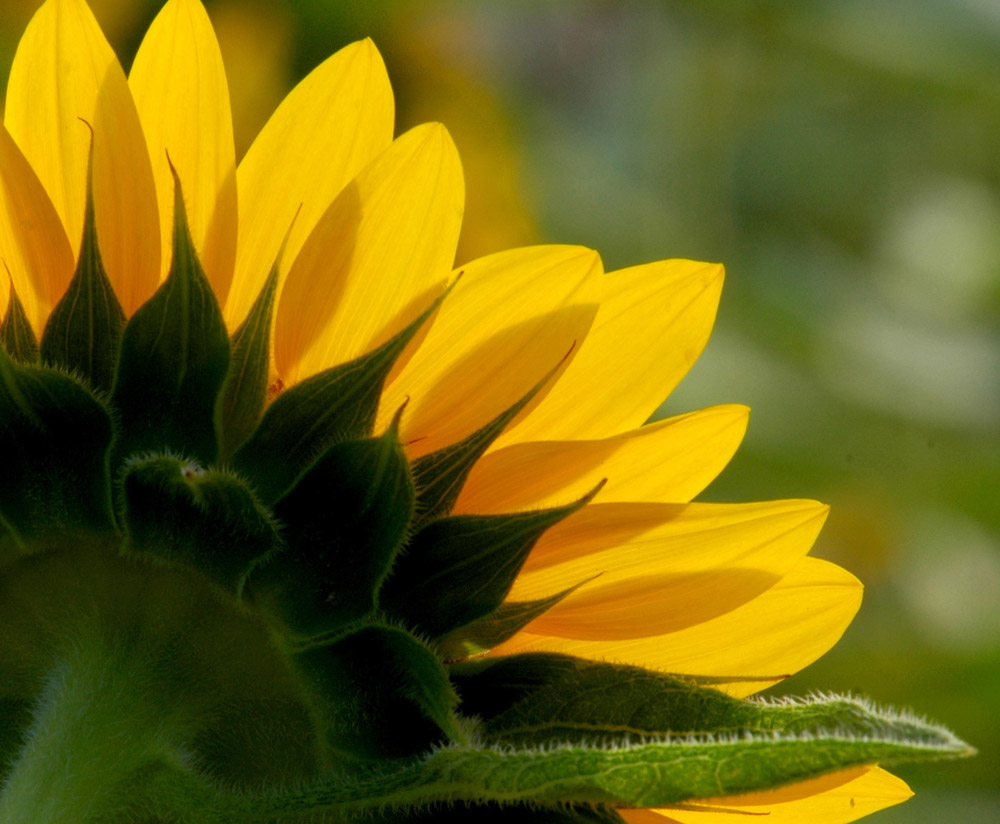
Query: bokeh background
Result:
<box><xmin>1</xmin><ymin>1</ymin><xmax>997</xmax><ymax>821</ymax></box>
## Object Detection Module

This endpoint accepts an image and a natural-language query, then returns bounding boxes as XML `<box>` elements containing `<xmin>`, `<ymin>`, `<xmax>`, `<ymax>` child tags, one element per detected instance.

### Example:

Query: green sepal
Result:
<box><xmin>120</xmin><ymin>455</ymin><xmax>281</xmax><ymax>596</ymax></box>
<box><xmin>294</xmin><ymin>623</ymin><xmax>462</xmax><ymax>761</ymax></box>
<box><xmin>0</xmin><ymin>284</ymin><xmax>38</xmax><ymax>364</ymax></box>
<box><xmin>451</xmin><ymin>654</ymin><xmax>976</xmax><ymax>755</ymax></box>
<box><xmin>410</xmin><ymin>360</ymin><xmax>564</xmax><ymax>528</ymax></box>
<box><xmin>248</xmin><ymin>418</ymin><xmax>414</xmax><ymax>638</ymax></box>
<box><xmin>233</xmin><ymin>291</ymin><xmax>446</xmax><ymax>504</ymax></box>
<box><xmin>110</xmin><ymin>169</ymin><xmax>230</xmax><ymax>468</ymax></box>
<box><xmin>379</xmin><ymin>483</ymin><xmax>601</xmax><ymax>640</ymax></box>
<box><xmin>449</xmin><ymin>654</ymin><xmax>788</xmax><ymax>746</ymax></box>
<box><xmin>39</xmin><ymin>142</ymin><xmax>124</xmax><ymax>394</ymax></box>
<box><xmin>436</xmin><ymin>584</ymin><xmax>582</xmax><ymax>662</ymax></box>
<box><xmin>0</xmin><ymin>349</ymin><xmax>116</xmax><ymax>557</ymax></box>
<box><xmin>219</xmin><ymin>262</ymin><xmax>279</xmax><ymax>463</ymax></box>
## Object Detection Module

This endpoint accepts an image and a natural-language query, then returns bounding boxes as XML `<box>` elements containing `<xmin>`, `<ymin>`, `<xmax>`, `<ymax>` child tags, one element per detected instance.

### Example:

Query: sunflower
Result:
<box><xmin>0</xmin><ymin>1</ymin><xmax>969</xmax><ymax>822</ymax></box>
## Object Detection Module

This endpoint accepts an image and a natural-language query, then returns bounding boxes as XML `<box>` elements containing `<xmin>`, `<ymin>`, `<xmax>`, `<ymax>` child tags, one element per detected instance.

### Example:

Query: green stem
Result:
<box><xmin>0</xmin><ymin>629</ymin><xmax>187</xmax><ymax>824</ymax></box>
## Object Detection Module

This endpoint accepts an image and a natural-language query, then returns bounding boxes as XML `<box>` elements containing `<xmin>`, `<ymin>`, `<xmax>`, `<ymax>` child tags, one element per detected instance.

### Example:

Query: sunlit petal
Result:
<box><xmin>506</xmin><ymin>499</ymin><xmax>827</xmax><ymax>639</ymax></box>
<box><xmin>226</xmin><ymin>38</ymin><xmax>394</xmax><ymax>329</ymax></box>
<box><xmin>129</xmin><ymin>0</ymin><xmax>237</xmax><ymax>302</ymax></box>
<box><xmin>5</xmin><ymin>0</ymin><xmax>160</xmax><ymax>315</ymax></box>
<box><xmin>622</xmin><ymin>766</ymin><xmax>912</xmax><ymax>824</ymax></box>
<box><xmin>454</xmin><ymin>405</ymin><xmax>748</xmax><ymax>514</ymax></box>
<box><xmin>0</xmin><ymin>124</ymin><xmax>75</xmax><ymax>335</ymax></box>
<box><xmin>377</xmin><ymin>245</ymin><xmax>602</xmax><ymax>458</ymax></box>
<box><xmin>495</xmin><ymin>258</ymin><xmax>723</xmax><ymax>445</ymax></box>
<box><xmin>274</xmin><ymin>123</ymin><xmax>464</xmax><ymax>385</ymax></box>
<box><xmin>495</xmin><ymin>557</ymin><xmax>862</xmax><ymax>697</ymax></box>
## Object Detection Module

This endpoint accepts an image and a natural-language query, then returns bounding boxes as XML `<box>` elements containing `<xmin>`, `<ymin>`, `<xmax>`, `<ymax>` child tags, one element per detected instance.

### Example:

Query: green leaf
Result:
<box><xmin>120</xmin><ymin>455</ymin><xmax>281</xmax><ymax>596</ymax></box>
<box><xmin>0</xmin><ymin>284</ymin><xmax>38</xmax><ymax>364</ymax></box>
<box><xmin>410</xmin><ymin>357</ymin><xmax>567</xmax><ymax>528</ymax></box>
<box><xmin>379</xmin><ymin>484</ymin><xmax>601</xmax><ymax>640</ymax></box>
<box><xmin>218</xmin><ymin>264</ymin><xmax>278</xmax><ymax>463</ymax></box>
<box><xmin>436</xmin><ymin>584</ymin><xmax>582</xmax><ymax>662</ymax></box>
<box><xmin>365</xmin><ymin>802</ymin><xmax>626</xmax><ymax>823</ymax></box>
<box><xmin>248</xmin><ymin>419</ymin><xmax>414</xmax><ymax>638</ymax></box>
<box><xmin>0</xmin><ymin>349</ymin><xmax>116</xmax><ymax>558</ymax></box>
<box><xmin>110</xmin><ymin>168</ymin><xmax>230</xmax><ymax>468</ymax></box>
<box><xmin>294</xmin><ymin>624</ymin><xmax>463</xmax><ymax>762</ymax></box>
<box><xmin>39</xmin><ymin>142</ymin><xmax>124</xmax><ymax>394</ymax></box>
<box><xmin>136</xmin><ymin>696</ymin><xmax>971</xmax><ymax>819</ymax></box>
<box><xmin>232</xmin><ymin>291</ymin><xmax>446</xmax><ymax>504</ymax></box>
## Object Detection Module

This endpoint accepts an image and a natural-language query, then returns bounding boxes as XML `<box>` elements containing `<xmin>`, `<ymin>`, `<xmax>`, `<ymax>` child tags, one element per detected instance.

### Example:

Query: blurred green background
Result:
<box><xmin>1</xmin><ymin>1</ymin><xmax>996</xmax><ymax>821</ymax></box>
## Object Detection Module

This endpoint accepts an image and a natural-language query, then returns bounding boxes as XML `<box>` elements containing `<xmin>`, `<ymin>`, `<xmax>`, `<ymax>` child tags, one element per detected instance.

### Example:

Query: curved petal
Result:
<box><xmin>226</xmin><ymin>38</ymin><xmax>394</xmax><ymax>328</ymax></box>
<box><xmin>5</xmin><ymin>0</ymin><xmax>160</xmax><ymax>315</ymax></box>
<box><xmin>0</xmin><ymin>124</ymin><xmax>75</xmax><ymax>335</ymax></box>
<box><xmin>493</xmin><ymin>557</ymin><xmax>862</xmax><ymax>698</ymax></box>
<box><xmin>0</xmin><ymin>275</ymin><xmax>8</xmax><ymax>319</ymax></box>
<box><xmin>377</xmin><ymin>245</ymin><xmax>602</xmax><ymax>458</ymax></box>
<box><xmin>506</xmin><ymin>499</ymin><xmax>827</xmax><ymax>639</ymax></box>
<box><xmin>454</xmin><ymin>404</ymin><xmax>749</xmax><ymax>515</ymax></box>
<box><xmin>274</xmin><ymin>123</ymin><xmax>464</xmax><ymax>385</ymax></box>
<box><xmin>129</xmin><ymin>0</ymin><xmax>237</xmax><ymax>303</ymax></box>
<box><xmin>622</xmin><ymin>766</ymin><xmax>912</xmax><ymax>824</ymax></box>
<box><xmin>495</xmin><ymin>259</ymin><xmax>724</xmax><ymax>446</ymax></box>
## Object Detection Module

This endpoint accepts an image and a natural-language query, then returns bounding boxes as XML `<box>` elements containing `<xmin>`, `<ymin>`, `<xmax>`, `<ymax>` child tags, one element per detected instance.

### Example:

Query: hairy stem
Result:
<box><xmin>0</xmin><ymin>627</ymin><xmax>190</xmax><ymax>824</ymax></box>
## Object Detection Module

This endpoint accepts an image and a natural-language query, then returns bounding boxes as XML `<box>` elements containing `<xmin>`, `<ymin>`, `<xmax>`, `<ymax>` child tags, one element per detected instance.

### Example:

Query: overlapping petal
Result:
<box><xmin>274</xmin><ymin>123</ymin><xmax>464</xmax><ymax>385</ymax></box>
<box><xmin>495</xmin><ymin>557</ymin><xmax>861</xmax><ymax>698</ymax></box>
<box><xmin>5</xmin><ymin>0</ymin><xmax>160</xmax><ymax>315</ymax></box>
<box><xmin>226</xmin><ymin>39</ymin><xmax>394</xmax><ymax>329</ymax></box>
<box><xmin>622</xmin><ymin>766</ymin><xmax>912</xmax><ymax>824</ymax></box>
<box><xmin>0</xmin><ymin>125</ymin><xmax>75</xmax><ymax>335</ymax></box>
<box><xmin>506</xmin><ymin>499</ymin><xmax>827</xmax><ymax>639</ymax></box>
<box><xmin>129</xmin><ymin>0</ymin><xmax>237</xmax><ymax>301</ymax></box>
<box><xmin>377</xmin><ymin>245</ymin><xmax>603</xmax><ymax>457</ymax></box>
<box><xmin>494</xmin><ymin>258</ymin><xmax>724</xmax><ymax>446</ymax></box>
<box><xmin>454</xmin><ymin>404</ymin><xmax>748</xmax><ymax>514</ymax></box>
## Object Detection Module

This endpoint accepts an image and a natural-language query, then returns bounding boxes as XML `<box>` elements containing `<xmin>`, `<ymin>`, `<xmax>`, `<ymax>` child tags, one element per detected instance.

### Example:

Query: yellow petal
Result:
<box><xmin>506</xmin><ymin>499</ymin><xmax>827</xmax><ymax>639</ymax></box>
<box><xmin>225</xmin><ymin>38</ymin><xmax>394</xmax><ymax>329</ymax></box>
<box><xmin>274</xmin><ymin>123</ymin><xmax>464</xmax><ymax>385</ymax></box>
<box><xmin>623</xmin><ymin>766</ymin><xmax>912</xmax><ymax>824</ymax></box>
<box><xmin>129</xmin><ymin>0</ymin><xmax>237</xmax><ymax>303</ymax></box>
<box><xmin>377</xmin><ymin>245</ymin><xmax>603</xmax><ymax>458</ymax></box>
<box><xmin>5</xmin><ymin>0</ymin><xmax>160</xmax><ymax>315</ymax></box>
<box><xmin>454</xmin><ymin>404</ymin><xmax>749</xmax><ymax>515</ymax></box>
<box><xmin>494</xmin><ymin>259</ymin><xmax>724</xmax><ymax>446</ymax></box>
<box><xmin>494</xmin><ymin>556</ymin><xmax>862</xmax><ymax>698</ymax></box>
<box><xmin>0</xmin><ymin>275</ymin><xmax>8</xmax><ymax>319</ymax></box>
<box><xmin>0</xmin><ymin>124</ymin><xmax>75</xmax><ymax>335</ymax></box>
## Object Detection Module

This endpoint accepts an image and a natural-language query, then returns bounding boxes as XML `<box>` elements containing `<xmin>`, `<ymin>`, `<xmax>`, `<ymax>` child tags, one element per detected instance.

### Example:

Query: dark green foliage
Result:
<box><xmin>121</xmin><ymin>455</ymin><xmax>281</xmax><ymax>596</ymax></box>
<box><xmin>232</xmin><ymin>291</ymin><xmax>445</xmax><ymax>504</ymax></box>
<box><xmin>248</xmin><ymin>422</ymin><xmax>414</xmax><ymax>637</ymax></box>
<box><xmin>0</xmin><ymin>285</ymin><xmax>38</xmax><ymax>364</ymax></box>
<box><xmin>0</xmin><ymin>348</ymin><xmax>116</xmax><ymax>555</ymax></box>
<box><xmin>39</xmin><ymin>147</ymin><xmax>125</xmax><ymax>394</ymax></box>
<box><xmin>0</xmin><ymin>698</ymin><xmax>32</xmax><ymax>777</ymax></box>
<box><xmin>380</xmin><ymin>484</ymin><xmax>601</xmax><ymax>640</ymax></box>
<box><xmin>295</xmin><ymin>624</ymin><xmax>461</xmax><ymax>761</ymax></box>
<box><xmin>110</xmin><ymin>171</ymin><xmax>230</xmax><ymax>468</ymax></box>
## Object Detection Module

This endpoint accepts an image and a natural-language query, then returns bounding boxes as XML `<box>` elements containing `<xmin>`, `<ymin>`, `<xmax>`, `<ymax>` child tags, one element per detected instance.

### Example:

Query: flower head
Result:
<box><xmin>0</xmin><ymin>1</ymin><xmax>970</xmax><ymax>822</ymax></box>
